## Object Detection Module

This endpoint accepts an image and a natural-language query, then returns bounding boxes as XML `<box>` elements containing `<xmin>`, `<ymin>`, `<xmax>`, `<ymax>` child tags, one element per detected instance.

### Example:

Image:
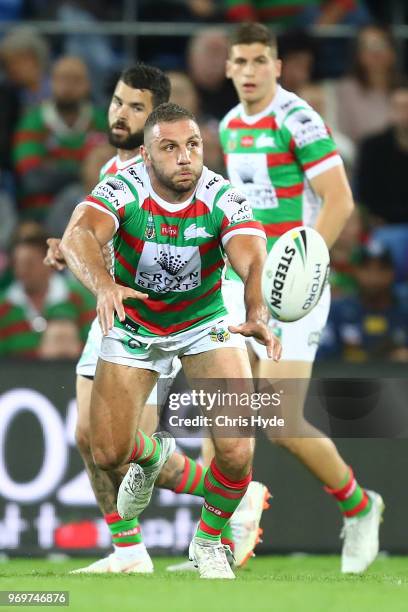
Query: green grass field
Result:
<box><xmin>1</xmin><ymin>556</ymin><xmax>408</xmax><ymax>612</ymax></box>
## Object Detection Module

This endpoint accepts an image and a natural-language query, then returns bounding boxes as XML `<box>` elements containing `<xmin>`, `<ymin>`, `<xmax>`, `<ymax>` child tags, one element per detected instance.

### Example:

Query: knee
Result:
<box><xmin>92</xmin><ymin>444</ymin><xmax>130</xmax><ymax>471</ymax></box>
<box><xmin>215</xmin><ymin>439</ymin><xmax>253</xmax><ymax>476</ymax></box>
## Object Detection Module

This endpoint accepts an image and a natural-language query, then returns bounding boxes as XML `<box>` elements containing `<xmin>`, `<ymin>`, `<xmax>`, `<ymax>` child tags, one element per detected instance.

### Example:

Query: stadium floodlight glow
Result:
<box><xmin>0</xmin><ymin>389</ymin><xmax>68</xmax><ymax>502</ymax></box>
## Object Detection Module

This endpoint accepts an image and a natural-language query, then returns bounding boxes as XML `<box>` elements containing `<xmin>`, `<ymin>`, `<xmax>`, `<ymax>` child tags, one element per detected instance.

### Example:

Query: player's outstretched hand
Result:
<box><xmin>97</xmin><ymin>282</ymin><xmax>148</xmax><ymax>335</ymax></box>
<box><xmin>229</xmin><ymin>320</ymin><xmax>282</xmax><ymax>362</ymax></box>
<box><xmin>44</xmin><ymin>238</ymin><xmax>66</xmax><ymax>271</ymax></box>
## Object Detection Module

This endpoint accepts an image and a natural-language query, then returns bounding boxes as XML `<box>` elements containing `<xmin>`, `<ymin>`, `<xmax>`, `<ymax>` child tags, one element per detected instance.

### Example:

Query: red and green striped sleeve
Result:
<box><xmin>282</xmin><ymin>105</ymin><xmax>342</xmax><ymax>180</ymax></box>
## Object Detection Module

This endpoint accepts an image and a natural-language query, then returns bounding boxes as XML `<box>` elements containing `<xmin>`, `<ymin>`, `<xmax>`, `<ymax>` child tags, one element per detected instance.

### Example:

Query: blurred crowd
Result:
<box><xmin>0</xmin><ymin>0</ymin><xmax>407</xmax><ymax>362</ymax></box>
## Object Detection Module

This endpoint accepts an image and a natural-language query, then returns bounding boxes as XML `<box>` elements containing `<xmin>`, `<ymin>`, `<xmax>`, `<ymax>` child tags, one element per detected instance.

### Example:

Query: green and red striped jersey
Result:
<box><xmin>220</xmin><ymin>85</ymin><xmax>342</xmax><ymax>279</ymax></box>
<box><xmin>0</xmin><ymin>275</ymin><xmax>95</xmax><ymax>356</ymax></box>
<box><xmin>82</xmin><ymin>163</ymin><xmax>265</xmax><ymax>337</ymax></box>
<box><xmin>13</xmin><ymin>101</ymin><xmax>107</xmax><ymax>219</ymax></box>
<box><xmin>99</xmin><ymin>152</ymin><xmax>142</xmax><ymax>181</ymax></box>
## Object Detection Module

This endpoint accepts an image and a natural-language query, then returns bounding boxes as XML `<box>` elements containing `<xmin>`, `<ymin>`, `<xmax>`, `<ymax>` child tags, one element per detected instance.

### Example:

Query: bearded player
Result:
<box><xmin>214</xmin><ymin>23</ymin><xmax>383</xmax><ymax>574</ymax></box>
<box><xmin>59</xmin><ymin>102</ymin><xmax>281</xmax><ymax>579</ymax></box>
<box><xmin>46</xmin><ymin>66</ymin><xmax>272</xmax><ymax>575</ymax></box>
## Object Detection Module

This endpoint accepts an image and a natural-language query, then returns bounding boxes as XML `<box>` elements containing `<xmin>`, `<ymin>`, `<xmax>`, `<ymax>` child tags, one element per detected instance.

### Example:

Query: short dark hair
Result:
<box><xmin>229</xmin><ymin>22</ymin><xmax>277</xmax><ymax>54</ymax></box>
<box><xmin>12</xmin><ymin>232</ymin><xmax>48</xmax><ymax>256</ymax></box>
<box><xmin>144</xmin><ymin>102</ymin><xmax>197</xmax><ymax>133</ymax></box>
<box><xmin>119</xmin><ymin>63</ymin><xmax>171</xmax><ymax>107</ymax></box>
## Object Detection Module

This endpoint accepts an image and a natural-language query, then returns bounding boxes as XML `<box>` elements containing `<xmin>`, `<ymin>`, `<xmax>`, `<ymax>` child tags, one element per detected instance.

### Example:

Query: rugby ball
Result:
<box><xmin>262</xmin><ymin>226</ymin><xmax>330</xmax><ymax>322</ymax></box>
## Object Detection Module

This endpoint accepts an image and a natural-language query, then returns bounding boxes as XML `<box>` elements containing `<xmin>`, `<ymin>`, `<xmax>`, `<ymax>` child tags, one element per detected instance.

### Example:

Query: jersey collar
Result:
<box><xmin>141</xmin><ymin>164</ymin><xmax>197</xmax><ymax>212</ymax></box>
<box><xmin>115</xmin><ymin>152</ymin><xmax>142</xmax><ymax>170</ymax></box>
<box><xmin>239</xmin><ymin>85</ymin><xmax>284</xmax><ymax>124</ymax></box>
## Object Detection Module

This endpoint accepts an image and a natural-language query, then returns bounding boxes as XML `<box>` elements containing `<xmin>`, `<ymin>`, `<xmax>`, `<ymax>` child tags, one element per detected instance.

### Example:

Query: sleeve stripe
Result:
<box><xmin>76</xmin><ymin>201</ymin><xmax>119</xmax><ymax>230</ymax></box>
<box><xmin>305</xmin><ymin>154</ymin><xmax>343</xmax><ymax>180</ymax></box>
<box><xmin>221</xmin><ymin>220</ymin><xmax>264</xmax><ymax>238</ymax></box>
<box><xmin>222</xmin><ymin>228</ymin><xmax>267</xmax><ymax>247</ymax></box>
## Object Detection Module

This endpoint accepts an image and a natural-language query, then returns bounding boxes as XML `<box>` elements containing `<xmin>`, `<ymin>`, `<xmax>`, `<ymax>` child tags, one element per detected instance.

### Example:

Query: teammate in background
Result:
<box><xmin>59</xmin><ymin>102</ymin><xmax>280</xmax><ymax>579</ymax></box>
<box><xmin>217</xmin><ymin>22</ymin><xmax>383</xmax><ymax>574</ymax></box>
<box><xmin>45</xmin><ymin>67</ymin><xmax>272</xmax><ymax>574</ymax></box>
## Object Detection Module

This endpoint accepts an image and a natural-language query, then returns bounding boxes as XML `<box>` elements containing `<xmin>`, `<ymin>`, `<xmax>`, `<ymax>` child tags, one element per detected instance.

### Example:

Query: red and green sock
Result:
<box><xmin>128</xmin><ymin>430</ymin><xmax>161</xmax><ymax>467</ymax></box>
<box><xmin>173</xmin><ymin>455</ymin><xmax>236</xmax><ymax>550</ymax></box>
<box><xmin>325</xmin><ymin>467</ymin><xmax>372</xmax><ymax>519</ymax></box>
<box><xmin>105</xmin><ymin>511</ymin><xmax>142</xmax><ymax>547</ymax></box>
<box><xmin>195</xmin><ymin>459</ymin><xmax>251</xmax><ymax>542</ymax></box>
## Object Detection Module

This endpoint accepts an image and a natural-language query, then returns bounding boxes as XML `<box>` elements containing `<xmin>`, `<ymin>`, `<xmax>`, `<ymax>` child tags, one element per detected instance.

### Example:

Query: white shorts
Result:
<box><xmin>76</xmin><ymin>317</ymin><xmax>166</xmax><ymax>404</ymax></box>
<box><xmin>222</xmin><ymin>279</ymin><xmax>331</xmax><ymax>362</ymax></box>
<box><xmin>99</xmin><ymin>316</ymin><xmax>246</xmax><ymax>375</ymax></box>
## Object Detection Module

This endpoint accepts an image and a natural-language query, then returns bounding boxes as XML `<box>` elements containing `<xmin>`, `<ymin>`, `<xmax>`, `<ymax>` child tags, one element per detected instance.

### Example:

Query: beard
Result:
<box><xmin>108</xmin><ymin>125</ymin><xmax>144</xmax><ymax>150</ymax></box>
<box><xmin>150</xmin><ymin>161</ymin><xmax>202</xmax><ymax>194</ymax></box>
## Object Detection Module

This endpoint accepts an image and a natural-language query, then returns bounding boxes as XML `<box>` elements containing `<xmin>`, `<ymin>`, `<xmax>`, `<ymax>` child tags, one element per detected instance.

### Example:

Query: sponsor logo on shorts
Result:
<box><xmin>209</xmin><ymin>326</ymin><xmax>230</xmax><ymax>343</ymax></box>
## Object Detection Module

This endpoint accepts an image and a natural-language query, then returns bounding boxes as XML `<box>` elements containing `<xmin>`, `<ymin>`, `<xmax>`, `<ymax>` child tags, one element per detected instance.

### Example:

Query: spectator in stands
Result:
<box><xmin>0</xmin><ymin>25</ymin><xmax>50</xmax><ymax>109</ymax></box>
<box><xmin>38</xmin><ymin>318</ymin><xmax>82</xmax><ymax>359</ymax></box>
<box><xmin>354</xmin><ymin>79</ymin><xmax>408</xmax><ymax>281</ymax></box>
<box><xmin>46</xmin><ymin>142</ymin><xmax>114</xmax><ymax>237</ymax></box>
<box><xmin>167</xmin><ymin>70</ymin><xmax>225</xmax><ymax>173</ymax></box>
<box><xmin>224</xmin><ymin>0</ymin><xmax>371</xmax><ymax>28</ymax></box>
<box><xmin>279</xmin><ymin>30</ymin><xmax>316</xmax><ymax>94</ymax></box>
<box><xmin>0</xmin><ymin>228</ymin><xmax>95</xmax><ymax>357</ymax></box>
<box><xmin>13</xmin><ymin>56</ymin><xmax>107</xmax><ymax>221</ymax></box>
<box><xmin>187</xmin><ymin>27</ymin><xmax>237</xmax><ymax>120</ymax></box>
<box><xmin>167</xmin><ymin>70</ymin><xmax>201</xmax><ymax>116</ymax></box>
<box><xmin>333</xmin><ymin>25</ymin><xmax>398</xmax><ymax>143</ymax></box>
<box><xmin>356</xmin><ymin>79</ymin><xmax>408</xmax><ymax>226</ymax></box>
<box><xmin>299</xmin><ymin>82</ymin><xmax>356</xmax><ymax>174</ymax></box>
<box><xmin>319</xmin><ymin>241</ymin><xmax>408</xmax><ymax>362</ymax></box>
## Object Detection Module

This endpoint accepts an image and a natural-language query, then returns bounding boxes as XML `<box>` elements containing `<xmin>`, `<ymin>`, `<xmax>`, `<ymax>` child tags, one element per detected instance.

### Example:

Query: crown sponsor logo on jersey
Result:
<box><xmin>92</xmin><ymin>183</ymin><xmax>119</xmax><ymax>207</ymax></box>
<box><xmin>106</xmin><ymin>178</ymin><xmax>126</xmax><ymax>192</ymax></box>
<box><xmin>136</xmin><ymin>243</ymin><xmax>201</xmax><ymax>293</ymax></box>
<box><xmin>255</xmin><ymin>133</ymin><xmax>276</xmax><ymax>149</ymax></box>
<box><xmin>154</xmin><ymin>251</ymin><xmax>188</xmax><ymax>275</ymax></box>
<box><xmin>209</xmin><ymin>325</ymin><xmax>230</xmax><ymax>343</ymax></box>
<box><xmin>144</xmin><ymin>211</ymin><xmax>156</xmax><ymax>239</ymax></box>
<box><xmin>241</xmin><ymin>135</ymin><xmax>254</xmax><ymax>147</ymax></box>
<box><xmin>161</xmin><ymin>224</ymin><xmax>179</xmax><ymax>238</ymax></box>
<box><xmin>184</xmin><ymin>223</ymin><xmax>214</xmax><ymax>240</ymax></box>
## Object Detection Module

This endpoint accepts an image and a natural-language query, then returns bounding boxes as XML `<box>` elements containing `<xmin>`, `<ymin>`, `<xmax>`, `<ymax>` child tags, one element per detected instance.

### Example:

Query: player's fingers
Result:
<box><xmin>113</xmin><ymin>294</ymin><xmax>126</xmax><ymax>322</ymax></box>
<box><xmin>97</xmin><ymin>305</ymin><xmax>108</xmax><ymax>336</ymax></box>
<box><xmin>228</xmin><ymin>324</ymin><xmax>246</xmax><ymax>335</ymax></box>
<box><xmin>124</xmin><ymin>288</ymin><xmax>148</xmax><ymax>301</ymax></box>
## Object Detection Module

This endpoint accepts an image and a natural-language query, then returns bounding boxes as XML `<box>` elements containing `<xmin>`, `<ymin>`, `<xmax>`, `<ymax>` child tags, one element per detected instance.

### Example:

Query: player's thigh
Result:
<box><xmin>181</xmin><ymin>347</ymin><xmax>252</xmax><ymax>379</ymax></box>
<box><xmin>75</xmin><ymin>374</ymin><xmax>93</xmax><ymax>448</ymax></box>
<box><xmin>182</xmin><ymin>348</ymin><xmax>254</xmax><ymax>466</ymax></box>
<box><xmin>76</xmin><ymin>375</ymin><xmax>93</xmax><ymax>430</ymax></box>
<box><xmin>90</xmin><ymin>359</ymin><xmax>158</xmax><ymax>448</ymax></box>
